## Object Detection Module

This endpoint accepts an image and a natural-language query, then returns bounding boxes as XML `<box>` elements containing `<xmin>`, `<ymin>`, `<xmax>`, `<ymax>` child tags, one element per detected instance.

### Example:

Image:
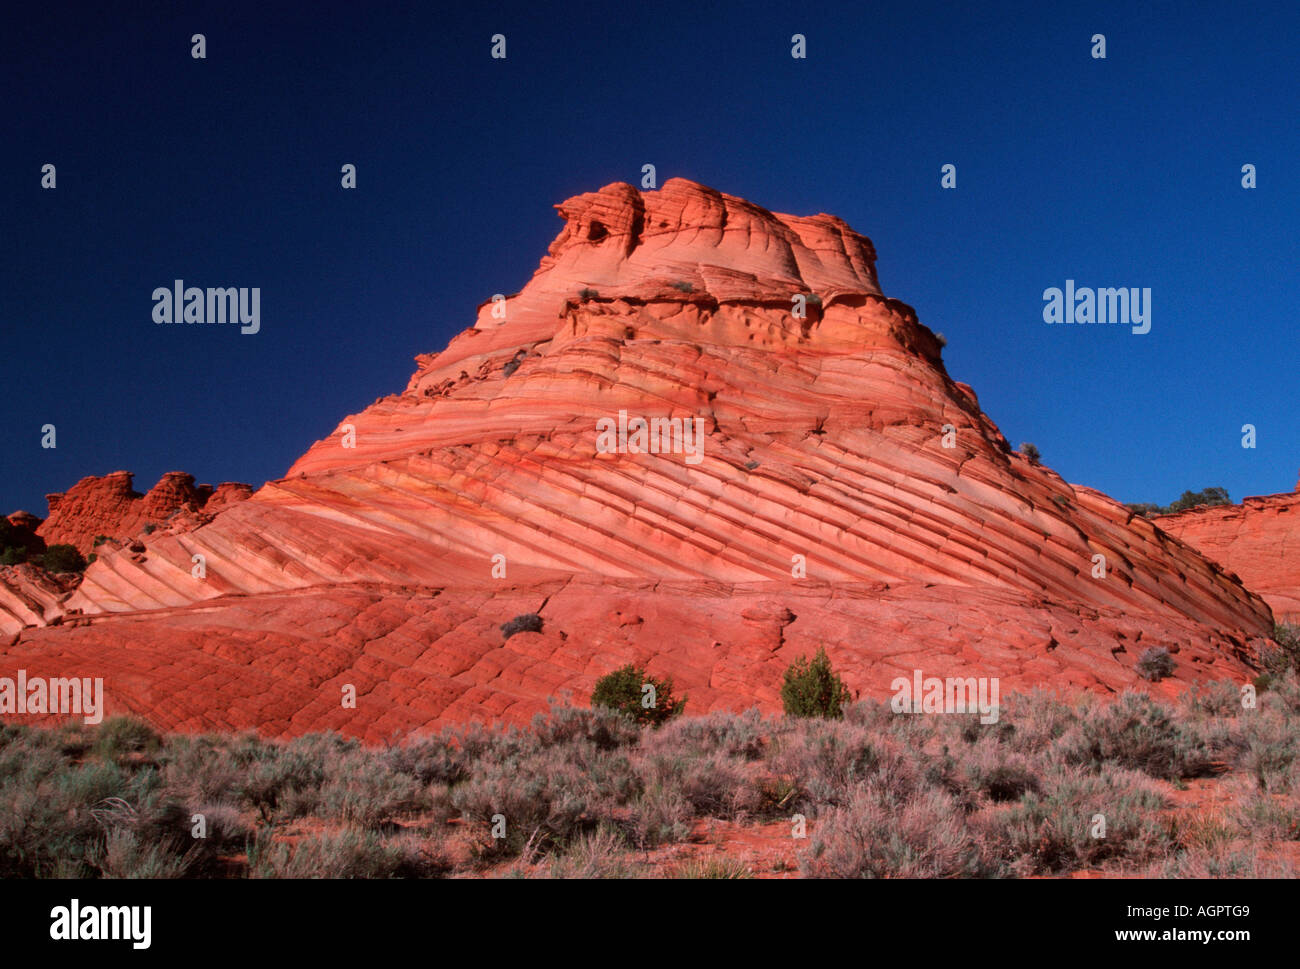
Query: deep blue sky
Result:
<box><xmin>3</xmin><ymin>0</ymin><xmax>1296</xmax><ymax>517</ymax></box>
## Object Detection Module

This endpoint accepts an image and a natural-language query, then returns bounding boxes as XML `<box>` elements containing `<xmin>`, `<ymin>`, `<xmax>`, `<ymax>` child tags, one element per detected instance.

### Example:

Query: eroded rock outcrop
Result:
<box><xmin>34</xmin><ymin>471</ymin><xmax>253</xmax><ymax>554</ymax></box>
<box><xmin>1158</xmin><ymin>485</ymin><xmax>1300</xmax><ymax>622</ymax></box>
<box><xmin>0</xmin><ymin>179</ymin><xmax>1277</xmax><ymax>738</ymax></box>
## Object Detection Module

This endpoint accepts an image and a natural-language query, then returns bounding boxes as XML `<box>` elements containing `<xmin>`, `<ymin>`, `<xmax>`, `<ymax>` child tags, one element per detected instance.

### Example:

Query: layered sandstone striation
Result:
<box><xmin>1158</xmin><ymin>486</ymin><xmax>1300</xmax><ymax>622</ymax></box>
<box><xmin>0</xmin><ymin>180</ymin><xmax>1278</xmax><ymax>738</ymax></box>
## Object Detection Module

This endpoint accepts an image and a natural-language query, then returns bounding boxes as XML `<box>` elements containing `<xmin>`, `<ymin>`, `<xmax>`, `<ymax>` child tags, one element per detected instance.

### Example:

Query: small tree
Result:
<box><xmin>1135</xmin><ymin>646</ymin><xmax>1176</xmax><ymax>682</ymax></box>
<box><xmin>781</xmin><ymin>648</ymin><xmax>852</xmax><ymax>719</ymax></box>
<box><xmin>591</xmin><ymin>664</ymin><xmax>684</xmax><ymax>727</ymax></box>
<box><xmin>1018</xmin><ymin>442</ymin><xmax>1041</xmax><ymax>466</ymax></box>
<box><xmin>1166</xmin><ymin>487</ymin><xmax>1230</xmax><ymax>514</ymax></box>
<box><xmin>1273</xmin><ymin>623</ymin><xmax>1300</xmax><ymax>673</ymax></box>
<box><xmin>40</xmin><ymin>544</ymin><xmax>87</xmax><ymax>573</ymax></box>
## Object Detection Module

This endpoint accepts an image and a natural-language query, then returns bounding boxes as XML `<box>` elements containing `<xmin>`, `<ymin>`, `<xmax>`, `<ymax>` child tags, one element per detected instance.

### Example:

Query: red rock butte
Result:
<box><xmin>0</xmin><ymin>179</ymin><xmax>1278</xmax><ymax>739</ymax></box>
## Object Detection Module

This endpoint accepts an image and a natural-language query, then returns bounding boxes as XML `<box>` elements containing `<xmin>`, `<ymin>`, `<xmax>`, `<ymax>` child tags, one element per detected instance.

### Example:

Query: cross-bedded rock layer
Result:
<box><xmin>0</xmin><ymin>180</ymin><xmax>1276</xmax><ymax>738</ymax></box>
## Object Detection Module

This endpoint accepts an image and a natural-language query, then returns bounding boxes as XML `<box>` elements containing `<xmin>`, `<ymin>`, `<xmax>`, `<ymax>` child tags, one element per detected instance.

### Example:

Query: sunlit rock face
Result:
<box><xmin>0</xmin><ymin>180</ymin><xmax>1275</xmax><ymax>739</ymax></box>
<box><xmin>1159</xmin><ymin>486</ymin><xmax>1300</xmax><ymax>623</ymax></box>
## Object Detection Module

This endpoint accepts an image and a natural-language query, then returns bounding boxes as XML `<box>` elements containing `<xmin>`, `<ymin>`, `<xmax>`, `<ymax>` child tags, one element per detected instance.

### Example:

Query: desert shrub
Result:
<box><xmin>1128</xmin><ymin>487</ymin><xmax>1232</xmax><ymax>518</ymax></box>
<box><xmin>0</xmin><ymin>760</ymin><xmax>106</xmax><ymax>876</ymax></box>
<box><xmin>669</xmin><ymin>280</ymin><xmax>694</xmax><ymax>293</ymax></box>
<box><xmin>956</xmin><ymin>713</ymin><xmax>1016</xmax><ymax>746</ymax></box>
<box><xmin>630</xmin><ymin>782</ymin><xmax>691</xmax><ymax>848</ymax></box>
<box><xmin>1180</xmin><ymin>679</ymin><xmax>1245</xmax><ymax>719</ymax></box>
<box><xmin>1260</xmin><ymin>674</ymin><xmax>1300</xmax><ymax>717</ymax></box>
<box><xmin>530</xmin><ymin>704</ymin><xmax>640</xmax><ymax>751</ymax></box>
<box><xmin>840</xmin><ymin>697</ymin><xmax>897</xmax><ymax>731</ymax></box>
<box><xmin>1059</xmin><ymin>691</ymin><xmax>1215</xmax><ymax>779</ymax></box>
<box><xmin>638</xmin><ymin>749</ymin><xmax>758</xmax><ymax>820</ymax></box>
<box><xmin>781</xmin><ymin>648</ymin><xmax>851</xmax><ymax>719</ymax></box>
<box><xmin>1238</xmin><ymin>719</ymin><xmax>1298</xmax><ymax>793</ymax></box>
<box><xmin>233</xmin><ymin>740</ymin><xmax>330</xmax><ymax>823</ymax></box>
<box><xmin>502</xmin><ymin>351</ymin><xmax>526</xmax><ymax>378</ymax></box>
<box><xmin>644</xmin><ymin>709</ymin><xmax>767</xmax><ymax>761</ymax></box>
<box><xmin>88</xmin><ymin>828</ymin><xmax>199</xmax><ymax>878</ymax></box>
<box><xmin>959</xmin><ymin>742</ymin><xmax>1043</xmax><ymax>803</ymax></box>
<box><xmin>994</xmin><ymin>690</ymin><xmax>1076</xmax><ymax>757</ymax></box>
<box><xmin>382</xmin><ymin>735</ymin><xmax>469</xmax><ymax>786</ymax></box>
<box><xmin>541</xmin><ymin>824</ymin><xmax>637</xmax><ymax>878</ymax></box>
<box><xmin>450</xmin><ymin>721</ymin><xmax>542</xmax><ymax>765</ymax></box>
<box><xmin>500</xmin><ymin>613</ymin><xmax>543</xmax><ymax>639</ymax></box>
<box><xmin>1125</xmin><ymin>502</ymin><xmax>1164</xmax><ymax>517</ymax></box>
<box><xmin>0</xmin><ymin>751</ymin><xmax>194</xmax><ymax>879</ymax></box>
<box><xmin>450</xmin><ymin>740</ymin><xmax>638</xmax><ymax>859</ymax></box>
<box><xmin>578</xmin><ymin>288</ymin><xmax>599</xmax><ymax>301</ymax></box>
<box><xmin>1165</xmin><ymin>487</ymin><xmax>1231</xmax><ymax>514</ymax></box>
<box><xmin>93</xmin><ymin>716</ymin><xmax>162</xmax><ymax>762</ymax></box>
<box><xmin>764</xmin><ymin>721</ymin><xmax>916</xmax><ymax>814</ymax></box>
<box><xmin>160</xmin><ymin>733</ymin><xmax>254</xmax><ymax>803</ymax></box>
<box><xmin>249</xmin><ymin>826</ymin><xmax>446</xmax><ymax>878</ymax></box>
<box><xmin>591</xmin><ymin>664</ymin><xmax>685</xmax><ymax>727</ymax></box>
<box><xmin>1271</xmin><ymin>623</ymin><xmax>1300</xmax><ymax>673</ymax></box>
<box><xmin>1018</xmin><ymin>442</ymin><xmax>1041</xmax><ymax>465</ymax></box>
<box><xmin>976</xmin><ymin>764</ymin><xmax>1172</xmax><ymax>875</ymax></box>
<box><xmin>56</xmin><ymin>760</ymin><xmax>135</xmax><ymax>806</ymax></box>
<box><xmin>775</xmin><ymin>726</ymin><xmax>877</xmax><ymax>807</ymax></box>
<box><xmin>40</xmin><ymin>544</ymin><xmax>87</xmax><ymax>573</ymax></box>
<box><xmin>141</xmin><ymin>523</ymin><xmax>156</xmax><ymax>535</ymax></box>
<box><xmin>187</xmin><ymin>800</ymin><xmax>252</xmax><ymax>851</ymax></box>
<box><xmin>451</xmin><ymin>757</ymin><xmax>590</xmax><ymax>859</ymax></box>
<box><xmin>800</xmin><ymin>785</ymin><xmax>991</xmax><ymax>878</ymax></box>
<box><xmin>1147</xmin><ymin>841</ymin><xmax>1298</xmax><ymax>878</ymax></box>
<box><xmin>1136</xmin><ymin>646</ymin><xmax>1176</xmax><ymax>682</ymax></box>
<box><xmin>0</xmin><ymin>547</ymin><xmax>25</xmax><ymax>565</ymax></box>
<box><xmin>317</xmin><ymin>754</ymin><xmax>428</xmax><ymax>828</ymax></box>
<box><xmin>672</xmin><ymin>856</ymin><xmax>752</xmax><ymax>879</ymax></box>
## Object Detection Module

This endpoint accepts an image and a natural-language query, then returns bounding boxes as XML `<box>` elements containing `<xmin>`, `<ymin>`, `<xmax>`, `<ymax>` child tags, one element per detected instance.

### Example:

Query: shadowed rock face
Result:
<box><xmin>0</xmin><ymin>180</ymin><xmax>1277</xmax><ymax>739</ymax></box>
<box><xmin>1158</xmin><ymin>485</ymin><xmax>1300</xmax><ymax>623</ymax></box>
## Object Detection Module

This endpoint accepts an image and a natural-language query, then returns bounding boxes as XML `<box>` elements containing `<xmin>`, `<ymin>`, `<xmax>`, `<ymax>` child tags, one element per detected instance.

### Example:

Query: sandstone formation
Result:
<box><xmin>1158</xmin><ymin>486</ymin><xmax>1300</xmax><ymax>623</ymax></box>
<box><xmin>3</xmin><ymin>512</ymin><xmax>44</xmax><ymax>553</ymax></box>
<box><xmin>0</xmin><ymin>179</ymin><xmax>1278</xmax><ymax>738</ymax></box>
<box><xmin>0</xmin><ymin>564</ymin><xmax>78</xmax><ymax>633</ymax></box>
<box><xmin>34</xmin><ymin>471</ymin><xmax>253</xmax><ymax>554</ymax></box>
